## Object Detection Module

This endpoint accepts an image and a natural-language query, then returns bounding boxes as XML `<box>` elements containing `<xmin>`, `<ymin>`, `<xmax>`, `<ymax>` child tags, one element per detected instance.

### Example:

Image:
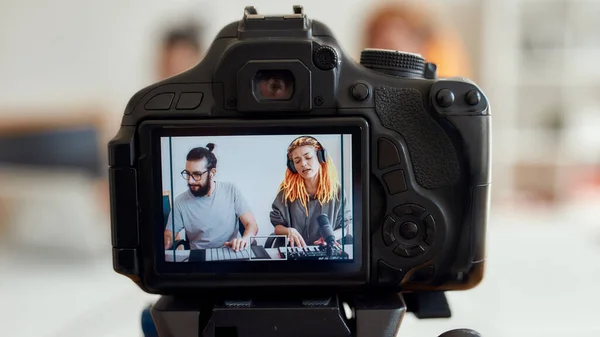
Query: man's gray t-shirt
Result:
<box><xmin>166</xmin><ymin>181</ymin><xmax>251</xmax><ymax>249</ymax></box>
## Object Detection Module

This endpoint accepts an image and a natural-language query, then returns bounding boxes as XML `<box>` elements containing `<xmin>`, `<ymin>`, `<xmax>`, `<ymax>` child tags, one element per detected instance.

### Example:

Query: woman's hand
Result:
<box><xmin>287</xmin><ymin>228</ymin><xmax>307</xmax><ymax>248</ymax></box>
<box><xmin>314</xmin><ymin>237</ymin><xmax>341</xmax><ymax>248</ymax></box>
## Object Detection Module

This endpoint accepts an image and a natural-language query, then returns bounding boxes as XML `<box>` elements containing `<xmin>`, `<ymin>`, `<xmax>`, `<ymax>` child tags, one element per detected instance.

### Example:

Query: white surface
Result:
<box><xmin>1</xmin><ymin>207</ymin><xmax>599</xmax><ymax>337</ymax></box>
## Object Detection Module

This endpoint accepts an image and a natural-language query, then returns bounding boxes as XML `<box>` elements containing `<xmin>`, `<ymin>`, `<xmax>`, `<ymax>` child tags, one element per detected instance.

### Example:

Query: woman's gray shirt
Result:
<box><xmin>269</xmin><ymin>185</ymin><xmax>353</xmax><ymax>244</ymax></box>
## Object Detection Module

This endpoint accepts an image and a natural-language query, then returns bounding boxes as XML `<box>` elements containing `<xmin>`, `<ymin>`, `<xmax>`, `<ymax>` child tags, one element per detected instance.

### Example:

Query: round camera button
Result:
<box><xmin>351</xmin><ymin>83</ymin><xmax>370</xmax><ymax>101</ymax></box>
<box><xmin>436</xmin><ymin>89</ymin><xmax>455</xmax><ymax>107</ymax></box>
<box><xmin>465</xmin><ymin>90</ymin><xmax>481</xmax><ymax>106</ymax></box>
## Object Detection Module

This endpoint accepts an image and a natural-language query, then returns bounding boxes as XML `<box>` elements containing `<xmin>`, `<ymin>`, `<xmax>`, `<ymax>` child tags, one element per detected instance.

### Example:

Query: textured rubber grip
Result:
<box><xmin>374</xmin><ymin>87</ymin><xmax>460</xmax><ymax>189</ymax></box>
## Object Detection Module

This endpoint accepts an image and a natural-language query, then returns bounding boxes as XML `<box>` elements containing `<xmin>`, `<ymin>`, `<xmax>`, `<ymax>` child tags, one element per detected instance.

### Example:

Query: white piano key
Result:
<box><xmin>222</xmin><ymin>248</ymin><xmax>229</xmax><ymax>260</ymax></box>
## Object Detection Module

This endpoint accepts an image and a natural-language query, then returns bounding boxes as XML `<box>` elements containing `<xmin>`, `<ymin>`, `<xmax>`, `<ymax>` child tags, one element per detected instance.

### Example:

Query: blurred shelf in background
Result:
<box><xmin>0</xmin><ymin>104</ymin><xmax>113</xmax><ymax>259</ymax></box>
<box><xmin>481</xmin><ymin>0</ymin><xmax>600</xmax><ymax>215</ymax></box>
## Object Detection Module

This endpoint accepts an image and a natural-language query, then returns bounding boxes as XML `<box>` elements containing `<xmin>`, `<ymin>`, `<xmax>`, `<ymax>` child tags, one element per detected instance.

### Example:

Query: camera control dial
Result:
<box><xmin>360</xmin><ymin>49</ymin><xmax>426</xmax><ymax>78</ymax></box>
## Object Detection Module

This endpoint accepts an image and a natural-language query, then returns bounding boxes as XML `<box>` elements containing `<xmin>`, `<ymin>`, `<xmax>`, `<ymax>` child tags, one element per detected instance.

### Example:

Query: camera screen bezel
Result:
<box><xmin>136</xmin><ymin>118</ymin><xmax>370</xmax><ymax>286</ymax></box>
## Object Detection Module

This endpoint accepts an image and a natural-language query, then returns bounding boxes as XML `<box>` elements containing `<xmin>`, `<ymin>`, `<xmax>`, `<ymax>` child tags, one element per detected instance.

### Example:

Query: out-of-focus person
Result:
<box><xmin>94</xmin><ymin>21</ymin><xmax>207</xmax><ymax>216</ymax></box>
<box><xmin>361</xmin><ymin>1</ymin><xmax>471</xmax><ymax>78</ymax></box>
<box><xmin>155</xmin><ymin>21</ymin><xmax>204</xmax><ymax>80</ymax></box>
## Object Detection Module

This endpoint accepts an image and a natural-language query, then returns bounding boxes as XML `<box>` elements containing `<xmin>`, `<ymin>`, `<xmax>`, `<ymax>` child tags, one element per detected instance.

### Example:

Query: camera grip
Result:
<box><xmin>374</xmin><ymin>87</ymin><xmax>460</xmax><ymax>189</ymax></box>
<box><xmin>445</xmin><ymin>116</ymin><xmax>491</xmax><ymax>273</ymax></box>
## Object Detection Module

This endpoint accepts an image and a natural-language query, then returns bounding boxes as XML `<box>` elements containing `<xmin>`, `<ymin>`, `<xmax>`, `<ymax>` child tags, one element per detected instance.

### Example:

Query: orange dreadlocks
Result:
<box><xmin>278</xmin><ymin>137</ymin><xmax>340</xmax><ymax>214</ymax></box>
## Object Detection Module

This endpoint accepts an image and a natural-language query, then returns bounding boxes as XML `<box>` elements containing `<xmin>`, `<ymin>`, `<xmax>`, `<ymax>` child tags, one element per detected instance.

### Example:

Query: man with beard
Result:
<box><xmin>163</xmin><ymin>143</ymin><xmax>259</xmax><ymax>251</ymax></box>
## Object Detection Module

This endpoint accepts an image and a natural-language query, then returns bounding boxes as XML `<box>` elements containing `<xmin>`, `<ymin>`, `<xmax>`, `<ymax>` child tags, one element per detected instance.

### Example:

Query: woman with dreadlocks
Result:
<box><xmin>269</xmin><ymin>136</ymin><xmax>353</xmax><ymax>248</ymax></box>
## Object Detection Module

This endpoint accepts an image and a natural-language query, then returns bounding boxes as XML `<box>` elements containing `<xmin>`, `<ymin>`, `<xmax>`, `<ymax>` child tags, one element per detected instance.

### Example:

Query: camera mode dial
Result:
<box><xmin>360</xmin><ymin>49</ymin><xmax>426</xmax><ymax>78</ymax></box>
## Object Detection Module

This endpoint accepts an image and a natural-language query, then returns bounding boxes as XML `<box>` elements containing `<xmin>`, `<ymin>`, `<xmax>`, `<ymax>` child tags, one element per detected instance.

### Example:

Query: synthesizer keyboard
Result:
<box><xmin>278</xmin><ymin>245</ymin><xmax>350</xmax><ymax>260</ymax></box>
<box><xmin>189</xmin><ymin>245</ymin><xmax>271</xmax><ymax>262</ymax></box>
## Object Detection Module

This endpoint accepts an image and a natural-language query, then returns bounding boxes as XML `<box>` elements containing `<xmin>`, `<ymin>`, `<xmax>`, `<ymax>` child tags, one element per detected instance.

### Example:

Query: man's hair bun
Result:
<box><xmin>206</xmin><ymin>143</ymin><xmax>215</xmax><ymax>152</ymax></box>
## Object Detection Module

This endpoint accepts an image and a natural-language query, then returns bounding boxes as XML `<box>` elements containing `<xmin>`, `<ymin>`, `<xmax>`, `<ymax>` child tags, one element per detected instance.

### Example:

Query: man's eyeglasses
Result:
<box><xmin>181</xmin><ymin>170</ymin><xmax>209</xmax><ymax>181</ymax></box>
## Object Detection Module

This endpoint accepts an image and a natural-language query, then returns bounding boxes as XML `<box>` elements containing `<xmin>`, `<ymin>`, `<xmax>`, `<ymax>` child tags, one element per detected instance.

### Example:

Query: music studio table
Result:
<box><xmin>165</xmin><ymin>244</ymin><xmax>353</xmax><ymax>262</ymax></box>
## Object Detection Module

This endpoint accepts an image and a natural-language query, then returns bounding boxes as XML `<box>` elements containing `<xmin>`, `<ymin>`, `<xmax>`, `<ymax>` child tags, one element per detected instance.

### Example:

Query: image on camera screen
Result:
<box><xmin>161</xmin><ymin>133</ymin><xmax>354</xmax><ymax>263</ymax></box>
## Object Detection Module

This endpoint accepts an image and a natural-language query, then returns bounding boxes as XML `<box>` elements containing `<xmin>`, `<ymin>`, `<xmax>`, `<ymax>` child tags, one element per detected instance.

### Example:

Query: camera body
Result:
<box><xmin>109</xmin><ymin>6</ymin><xmax>490</xmax><ymax>295</ymax></box>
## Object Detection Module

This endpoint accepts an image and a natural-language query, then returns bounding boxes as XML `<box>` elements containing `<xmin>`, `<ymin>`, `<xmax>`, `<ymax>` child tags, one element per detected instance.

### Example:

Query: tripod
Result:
<box><xmin>141</xmin><ymin>291</ymin><xmax>483</xmax><ymax>337</ymax></box>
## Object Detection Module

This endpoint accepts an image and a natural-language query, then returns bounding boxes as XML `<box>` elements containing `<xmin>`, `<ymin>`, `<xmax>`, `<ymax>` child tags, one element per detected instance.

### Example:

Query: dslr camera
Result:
<box><xmin>109</xmin><ymin>5</ymin><xmax>490</xmax><ymax>296</ymax></box>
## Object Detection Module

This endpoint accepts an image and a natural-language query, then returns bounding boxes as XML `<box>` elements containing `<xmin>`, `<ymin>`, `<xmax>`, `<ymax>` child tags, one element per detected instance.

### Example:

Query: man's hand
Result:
<box><xmin>164</xmin><ymin>230</ymin><xmax>184</xmax><ymax>250</ymax></box>
<box><xmin>164</xmin><ymin>230</ymin><xmax>173</xmax><ymax>249</ymax></box>
<box><xmin>225</xmin><ymin>237</ymin><xmax>250</xmax><ymax>251</ymax></box>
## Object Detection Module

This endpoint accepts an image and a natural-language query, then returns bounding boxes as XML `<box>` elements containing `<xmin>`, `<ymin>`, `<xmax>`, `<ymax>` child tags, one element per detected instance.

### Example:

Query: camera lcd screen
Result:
<box><xmin>160</xmin><ymin>133</ymin><xmax>356</xmax><ymax>265</ymax></box>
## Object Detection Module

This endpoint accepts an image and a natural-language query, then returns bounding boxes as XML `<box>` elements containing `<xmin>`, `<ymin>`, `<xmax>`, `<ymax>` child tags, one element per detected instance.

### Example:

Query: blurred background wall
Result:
<box><xmin>1</xmin><ymin>0</ymin><xmax>599</xmax><ymax>336</ymax></box>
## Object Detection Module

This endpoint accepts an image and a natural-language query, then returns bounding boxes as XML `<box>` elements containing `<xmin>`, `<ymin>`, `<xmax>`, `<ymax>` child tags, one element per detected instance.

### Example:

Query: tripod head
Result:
<box><xmin>141</xmin><ymin>291</ymin><xmax>483</xmax><ymax>337</ymax></box>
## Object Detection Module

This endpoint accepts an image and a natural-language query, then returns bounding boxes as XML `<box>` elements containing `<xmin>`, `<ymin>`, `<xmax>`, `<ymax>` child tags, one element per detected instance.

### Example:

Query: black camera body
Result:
<box><xmin>109</xmin><ymin>6</ymin><xmax>490</xmax><ymax>296</ymax></box>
